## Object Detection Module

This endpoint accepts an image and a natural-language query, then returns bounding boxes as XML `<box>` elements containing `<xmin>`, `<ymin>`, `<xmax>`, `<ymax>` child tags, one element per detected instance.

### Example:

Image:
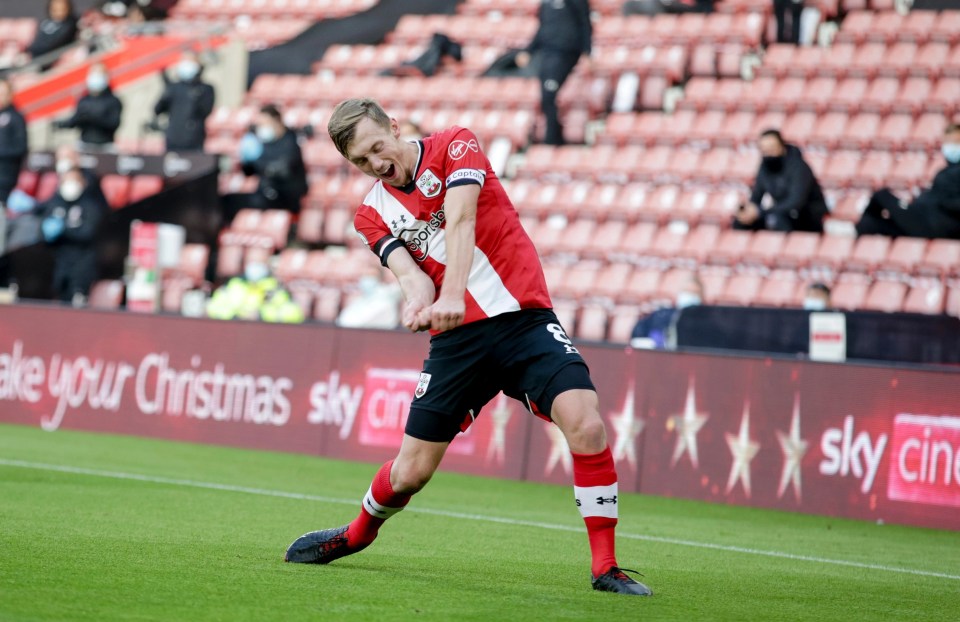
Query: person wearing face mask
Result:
<box><xmin>0</xmin><ymin>78</ymin><xmax>27</xmax><ymax>207</ymax></box>
<box><xmin>855</xmin><ymin>124</ymin><xmax>960</xmax><ymax>240</ymax></box>
<box><xmin>54</xmin><ymin>144</ymin><xmax>107</xmax><ymax>206</ymax></box>
<box><xmin>53</xmin><ymin>63</ymin><xmax>123</xmax><ymax>150</ymax></box>
<box><xmin>221</xmin><ymin>104</ymin><xmax>309</xmax><ymax>222</ymax></box>
<box><xmin>631</xmin><ymin>273</ymin><xmax>704</xmax><ymax>349</ymax></box>
<box><xmin>152</xmin><ymin>50</ymin><xmax>216</xmax><ymax>152</ymax></box>
<box><xmin>802</xmin><ymin>282</ymin><xmax>831</xmax><ymax>311</ymax></box>
<box><xmin>734</xmin><ymin>129</ymin><xmax>827</xmax><ymax>233</ymax></box>
<box><xmin>37</xmin><ymin>167</ymin><xmax>107</xmax><ymax>304</ymax></box>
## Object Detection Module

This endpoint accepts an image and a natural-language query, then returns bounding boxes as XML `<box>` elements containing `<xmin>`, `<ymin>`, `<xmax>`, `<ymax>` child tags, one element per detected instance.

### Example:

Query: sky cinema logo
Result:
<box><xmin>887</xmin><ymin>414</ymin><xmax>960</xmax><ymax>509</ymax></box>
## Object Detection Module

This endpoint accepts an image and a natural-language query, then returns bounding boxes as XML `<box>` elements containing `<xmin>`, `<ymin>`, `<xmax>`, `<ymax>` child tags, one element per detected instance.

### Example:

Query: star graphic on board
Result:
<box><xmin>667</xmin><ymin>378</ymin><xmax>709</xmax><ymax>469</ymax></box>
<box><xmin>776</xmin><ymin>394</ymin><xmax>809</xmax><ymax>502</ymax></box>
<box><xmin>609</xmin><ymin>384</ymin><xmax>644</xmax><ymax>468</ymax></box>
<box><xmin>486</xmin><ymin>393</ymin><xmax>513</xmax><ymax>466</ymax></box>
<box><xmin>725</xmin><ymin>402</ymin><xmax>761</xmax><ymax>497</ymax></box>
<box><xmin>544</xmin><ymin>423</ymin><xmax>572</xmax><ymax>476</ymax></box>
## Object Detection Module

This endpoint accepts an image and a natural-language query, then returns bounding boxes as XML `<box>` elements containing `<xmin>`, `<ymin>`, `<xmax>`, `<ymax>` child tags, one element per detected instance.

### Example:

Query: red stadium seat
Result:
<box><xmin>830</xmin><ymin>278</ymin><xmax>869</xmax><ymax>310</ymax></box>
<box><xmin>101</xmin><ymin>175</ymin><xmax>131</xmax><ymax>209</ymax></box>
<box><xmin>835</xmin><ymin>11</ymin><xmax>874</xmax><ymax>45</ymax></box>
<box><xmin>777</xmin><ymin>231</ymin><xmax>821</xmax><ymax>269</ymax></box>
<box><xmin>873</xmin><ymin>114</ymin><xmax>914</xmax><ymax>151</ymax></box>
<box><xmin>576</xmin><ymin>305</ymin><xmax>609</xmax><ymax>341</ymax></box>
<box><xmin>710</xmin><ymin>229</ymin><xmax>752</xmax><ymax>265</ymax></box>
<box><xmin>608</xmin><ymin>305</ymin><xmax>642</xmax><ymax>343</ymax></box>
<box><xmin>845</xmin><ymin>235</ymin><xmax>892</xmax><ymax>273</ymax></box>
<box><xmin>754</xmin><ymin>271</ymin><xmax>801</xmax><ymax>307</ymax></box>
<box><xmin>917</xmin><ymin>239</ymin><xmax>960</xmax><ymax>277</ymax></box>
<box><xmin>902</xmin><ymin>280</ymin><xmax>946</xmax><ymax>315</ymax></box>
<box><xmin>811</xmin><ymin>234</ymin><xmax>855</xmax><ymax>271</ymax></box>
<box><xmin>861</xmin><ymin>77</ymin><xmax>900</xmax><ymax>115</ymax></box>
<box><xmin>88</xmin><ymin>280</ymin><xmax>125</xmax><ymax>310</ymax></box>
<box><xmin>881</xmin><ymin>237</ymin><xmax>928</xmax><ymax>276</ymax></box>
<box><xmin>862</xmin><ymin>281</ymin><xmax>907</xmax><ymax>313</ymax></box>
<box><xmin>716</xmin><ymin>273</ymin><xmax>763</xmax><ymax>306</ymax></box>
<box><xmin>622</xmin><ymin>268</ymin><xmax>662</xmax><ymax>304</ymax></box>
<box><xmin>742</xmin><ymin>230</ymin><xmax>787</xmax><ymax>267</ymax></box>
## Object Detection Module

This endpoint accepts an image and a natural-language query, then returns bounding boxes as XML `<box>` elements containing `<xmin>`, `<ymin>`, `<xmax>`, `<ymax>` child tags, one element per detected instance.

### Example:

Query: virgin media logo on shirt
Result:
<box><xmin>887</xmin><ymin>414</ymin><xmax>960</xmax><ymax>508</ymax></box>
<box><xmin>447</xmin><ymin>139</ymin><xmax>479</xmax><ymax>161</ymax></box>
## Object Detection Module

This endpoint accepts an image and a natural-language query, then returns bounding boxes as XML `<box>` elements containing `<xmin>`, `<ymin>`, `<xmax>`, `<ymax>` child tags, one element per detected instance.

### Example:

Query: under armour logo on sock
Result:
<box><xmin>596</xmin><ymin>496</ymin><xmax>617</xmax><ymax>505</ymax></box>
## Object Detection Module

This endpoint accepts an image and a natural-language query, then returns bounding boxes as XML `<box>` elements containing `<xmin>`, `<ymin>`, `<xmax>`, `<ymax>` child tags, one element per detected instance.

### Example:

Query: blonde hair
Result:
<box><xmin>327</xmin><ymin>98</ymin><xmax>391</xmax><ymax>156</ymax></box>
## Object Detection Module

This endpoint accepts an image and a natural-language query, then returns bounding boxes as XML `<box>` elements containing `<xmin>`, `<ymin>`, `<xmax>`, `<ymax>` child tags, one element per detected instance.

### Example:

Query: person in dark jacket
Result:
<box><xmin>774</xmin><ymin>0</ymin><xmax>804</xmax><ymax>45</ymax></box>
<box><xmin>38</xmin><ymin>166</ymin><xmax>107</xmax><ymax>304</ymax></box>
<box><xmin>515</xmin><ymin>0</ymin><xmax>592</xmax><ymax>146</ymax></box>
<box><xmin>734</xmin><ymin>129</ymin><xmax>827</xmax><ymax>233</ymax></box>
<box><xmin>0</xmin><ymin>78</ymin><xmax>28</xmax><ymax>206</ymax></box>
<box><xmin>222</xmin><ymin>104</ymin><xmax>308</xmax><ymax>220</ymax></box>
<box><xmin>153</xmin><ymin>50</ymin><xmax>215</xmax><ymax>152</ymax></box>
<box><xmin>855</xmin><ymin>124</ymin><xmax>960</xmax><ymax>240</ymax></box>
<box><xmin>54</xmin><ymin>63</ymin><xmax>123</xmax><ymax>150</ymax></box>
<box><xmin>27</xmin><ymin>0</ymin><xmax>79</xmax><ymax>61</ymax></box>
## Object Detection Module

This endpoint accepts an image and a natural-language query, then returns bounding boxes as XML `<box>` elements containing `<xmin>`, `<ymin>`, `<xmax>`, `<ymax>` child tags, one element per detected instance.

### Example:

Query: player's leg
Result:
<box><xmin>345</xmin><ymin>434</ymin><xmax>448</xmax><ymax>550</ymax></box>
<box><xmin>286</xmin><ymin>322</ymin><xmax>494</xmax><ymax>565</ymax></box>
<box><xmin>500</xmin><ymin>310</ymin><xmax>652</xmax><ymax>595</ymax></box>
<box><xmin>284</xmin><ymin>435</ymin><xmax>448</xmax><ymax>565</ymax></box>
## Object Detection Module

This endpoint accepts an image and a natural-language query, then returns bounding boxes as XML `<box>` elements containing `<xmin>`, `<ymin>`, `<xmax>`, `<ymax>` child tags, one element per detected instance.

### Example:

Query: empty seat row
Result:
<box><xmin>515</xmin><ymin>143</ymin><xmax>942</xmax><ymax>191</ymax></box>
<box><xmin>836</xmin><ymin>9</ymin><xmax>960</xmax><ymax>46</ymax></box>
<box><xmin>600</xmin><ymin>109</ymin><xmax>950</xmax><ymax>154</ymax></box>
<box><xmin>761</xmin><ymin>41</ymin><xmax>960</xmax><ymax>81</ymax></box>
<box><xmin>247</xmin><ymin>74</ymin><xmax>540</xmax><ymax>111</ymax></box>
<box><xmin>170</xmin><ymin>0</ymin><xmax>376</xmax><ymax>20</ymax></box>
<box><xmin>680</xmin><ymin>75</ymin><xmax>960</xmax><ymax>117</ymax></box>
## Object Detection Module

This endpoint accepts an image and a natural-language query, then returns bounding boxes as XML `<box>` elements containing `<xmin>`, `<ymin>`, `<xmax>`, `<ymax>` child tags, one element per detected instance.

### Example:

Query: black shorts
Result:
<box><xmin>406</xmin><ymin>308</ymin><xmax>595</xmax><ymax>443</ymax></box>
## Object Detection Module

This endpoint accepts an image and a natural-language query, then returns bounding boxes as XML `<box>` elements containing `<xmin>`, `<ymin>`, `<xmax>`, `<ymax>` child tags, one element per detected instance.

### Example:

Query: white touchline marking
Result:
<box><xmin>2</xmin><ymin>457</ymin><xmax>959</xmax><ymax>582</ymax></box>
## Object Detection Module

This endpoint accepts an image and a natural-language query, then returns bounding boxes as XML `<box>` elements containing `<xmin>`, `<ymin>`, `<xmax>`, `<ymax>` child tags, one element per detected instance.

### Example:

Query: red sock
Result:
<box><xmin>346</xmin><ymin>460</ymin><xmax>411</xmax><ymax>548</ymax></box>
<box><xmin>572</xmin><ymin>446</ymin><xmax>619</xmax><ymax>578</ymax></box>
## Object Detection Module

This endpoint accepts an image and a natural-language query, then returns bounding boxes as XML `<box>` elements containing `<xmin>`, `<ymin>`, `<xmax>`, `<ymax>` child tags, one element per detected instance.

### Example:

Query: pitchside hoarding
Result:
<box><xmin>0</xmin><ymin>304</ymin><xmax>957</xmax><ymax>531</ymax></box>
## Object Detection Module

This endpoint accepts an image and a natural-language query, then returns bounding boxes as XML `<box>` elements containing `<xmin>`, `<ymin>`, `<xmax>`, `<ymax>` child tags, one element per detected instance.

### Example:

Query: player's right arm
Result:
<box><xmin>386</xmin><ymin>248</ymin><xmax>435</xmax><ymax>332</ymax></box>
<box><xmin>355</xmin><ymin>206</ymin><xmax>435</xmax><ymax>332</ymax></box>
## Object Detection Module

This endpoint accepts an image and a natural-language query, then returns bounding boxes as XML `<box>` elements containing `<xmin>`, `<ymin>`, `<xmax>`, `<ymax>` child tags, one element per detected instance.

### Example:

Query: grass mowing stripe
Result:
<box><xmin>3</xmin><ymin>456</ymin><xmax>958</xmax><ymax>584</ymax></box>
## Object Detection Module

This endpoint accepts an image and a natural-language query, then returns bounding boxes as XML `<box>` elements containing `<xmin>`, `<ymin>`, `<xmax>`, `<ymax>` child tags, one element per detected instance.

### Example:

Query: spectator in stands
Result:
<box><xmin>152</xmin><ymin>50</ymin><xmax>216</xmax><ymax>152</ymax></box>
<box><xmin>0</xmin><ymin>78</ymin><xmax>28</xmax><ymax>207</ymax></box>
<box><xmin>630</xmin><ymin>273</ymin><xmax>703</xmax><ymax>349</ymax></box>
<box><xmin>855</xmin><ymin>124</ymin><xmax>960</xmax><ymax>240</ymax></box>
<box><xmin>336</xmin><ymin>268</ymin><xmax>402</xmax><ymax>330</ymax></box>
<box><xmin>774</xmin><ymin>0</ymin><xmax>804</xmax><ymax>45</ymax></box>
<box><xmin>55</xmin><ymin>144</ymin><xmax>108</xmax><ymax>207</ymax></box>
<box><xmin>27</xmin><ymin>0</ymin><xmax>79</xmax><ymax>62</ymax></box>
<box><xmin>206</xmin><ymin>261</ymin><xmax>304</xmax><ymax>323</ymax></box>
<box><xmin>221</xmin><ymin>104</ymin><xmax>309</xmax><ymax>220</ymax></box>
<box><xmin>38</xmin><ymin>166</ymin><xmax>106</xmax><ymax>305</ymax></box>
<box><xmin>802</xmin><ymin>281</ymin><xmax>831</xmax><ymax>311</ymax></box>
<box><xmin>734</xmin><ymin>129</ymin><xmax>827</xmax><ymax>233</ymax></box>
<box><xmin>515</xmin><ymin>0</ymin><xmax>592</xmax><ymax>146</ymax></box>
<box><xmin>54</xmin><ymin>63</ymin><xmax>123</xmax><ymax>151</ymax></box>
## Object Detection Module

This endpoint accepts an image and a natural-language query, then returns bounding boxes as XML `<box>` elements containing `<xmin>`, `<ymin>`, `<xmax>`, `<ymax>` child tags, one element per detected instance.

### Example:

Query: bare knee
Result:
<box><xmin>552</xmin><ymin>389</ymin><xmax>607</xmax><ymax>454</ymax></box>
<box><xmin>563</xmin><ymin>415</ymin><xmax>607</xmax><ymax>454</ymax></box>
<box><xmin>390</xmin><ymin>457</ymin><xmax>436</xmax><ymax>494</ymax></box>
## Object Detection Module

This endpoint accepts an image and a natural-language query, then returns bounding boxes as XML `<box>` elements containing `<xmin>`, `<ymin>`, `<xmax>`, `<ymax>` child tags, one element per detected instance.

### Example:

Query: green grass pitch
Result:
<box><xmin>1</xmin><ymin>423</ymin><xmax>958</xmax><ymax>622</ymax></box>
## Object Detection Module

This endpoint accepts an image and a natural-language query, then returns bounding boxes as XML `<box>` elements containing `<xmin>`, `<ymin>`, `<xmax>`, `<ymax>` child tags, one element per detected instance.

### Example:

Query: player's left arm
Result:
<box><xmin>429</xmin><ymin>183</ymin><xmax>480</xmax><ymax>332</ymax></box>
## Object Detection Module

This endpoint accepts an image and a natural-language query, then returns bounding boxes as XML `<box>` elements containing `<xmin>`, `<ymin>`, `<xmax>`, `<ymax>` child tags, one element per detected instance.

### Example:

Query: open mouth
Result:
<box><xmin>380</xmin><ymin>163</ymin><xmax>396</xmax><ymax>181</ymax></box>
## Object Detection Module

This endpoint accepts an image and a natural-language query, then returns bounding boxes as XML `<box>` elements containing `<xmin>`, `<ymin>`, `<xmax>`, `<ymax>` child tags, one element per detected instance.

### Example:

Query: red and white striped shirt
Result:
<box><xmin>354</xmin><ymin>126</ymin><xmax>552</xmax><ymax>328</ymax></box>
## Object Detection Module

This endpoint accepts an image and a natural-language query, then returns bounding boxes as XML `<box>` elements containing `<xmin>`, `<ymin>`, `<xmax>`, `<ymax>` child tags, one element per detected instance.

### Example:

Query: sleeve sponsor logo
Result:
<box><xmin>447</xmin><ymin>139</ymin><xmax>479</xmax><ymax>161</ymax></box>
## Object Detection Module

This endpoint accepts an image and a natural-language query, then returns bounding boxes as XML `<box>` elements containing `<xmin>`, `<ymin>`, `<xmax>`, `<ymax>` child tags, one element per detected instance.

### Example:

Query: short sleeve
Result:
<box><xmin>443</xmin><ymin>127</ymin><xmax>487</xmax><ymax>190</ymax></box>
<box><xmin>355</xmin><ymin>204</ymin><xmax>403</xmax><ymax>266</ymax></box>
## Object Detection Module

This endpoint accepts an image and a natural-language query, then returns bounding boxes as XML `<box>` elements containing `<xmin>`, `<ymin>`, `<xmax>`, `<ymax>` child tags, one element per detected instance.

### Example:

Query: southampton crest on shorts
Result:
<box><xmin>415</xmin><ymin>169</ymin><xmax>442</xmax><ymax>198</ymax></box>
<box><xmin>415</xmin><ymin>373</ymin><xmax>432</xmax><ymax>398</ymax></box>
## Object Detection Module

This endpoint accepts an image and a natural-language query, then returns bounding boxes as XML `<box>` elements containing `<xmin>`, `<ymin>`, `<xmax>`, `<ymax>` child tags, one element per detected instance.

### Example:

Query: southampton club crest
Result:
<box><xmin>415</xmin><ymin>169</ymin><xmax>442</xmax><ymax>198</ymax></box>
<box><xmin>415</xmin><ymin>373</ymin><xmax>432</xmax><ymax>398</ymax></box>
